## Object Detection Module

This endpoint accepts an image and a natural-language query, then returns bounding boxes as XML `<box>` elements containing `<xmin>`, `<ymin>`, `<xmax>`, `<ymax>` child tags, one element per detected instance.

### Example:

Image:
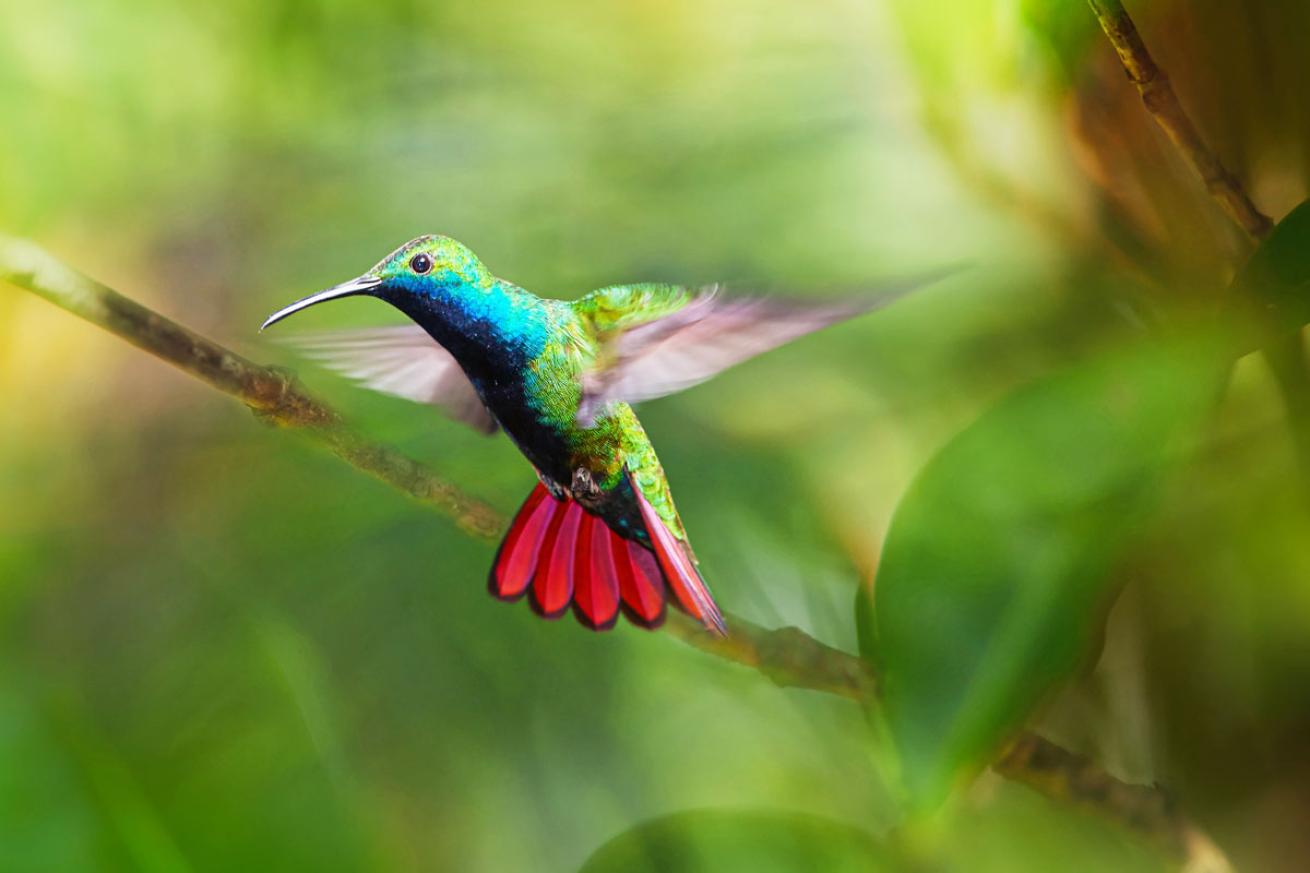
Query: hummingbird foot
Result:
<box><xmin>570</xmin><ymin>467</ymin><xmax>604</xmax><ymax>510</ymax></box>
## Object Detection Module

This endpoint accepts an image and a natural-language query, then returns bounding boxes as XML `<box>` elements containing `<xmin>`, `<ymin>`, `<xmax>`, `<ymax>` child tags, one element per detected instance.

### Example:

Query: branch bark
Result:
<box><xmin>664</xmin><ymin>611</ymin><xmax>877</xmax><ymax>700</ymax></box>
<box><xmin>1086</xmin><ymin>0</ymin><xmax>1272</xmax><ymax>242</ymax></box>
<box><xmin>1084</xmin><ymin>3</ymin><xmax>1310</xmax><ymax>487</ymax></box>
<box><xmin>3</xmin><ymin>234</ymin><xmax>1221</xmax><ymax>870</ymax></box>
<box><xmin>0</xmin><ymin>235</ymin><xmax>504</xmax><ymax>540</ymax></box>
<box><xmin>997</xmin><ymin>734</ymin><xmax>1231</xmax><ymax>873</ymax></box>
<box><xmin>1070</xmin><ymin>6</ymin><xmax>1282</xmax><ymax>871</ymax></box>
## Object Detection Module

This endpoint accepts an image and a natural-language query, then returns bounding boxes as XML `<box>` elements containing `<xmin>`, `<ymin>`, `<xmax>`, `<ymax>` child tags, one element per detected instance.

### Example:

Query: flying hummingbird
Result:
<box><xmin>262</xmin><ymin>236</ymin><xmax>930</xmax><ymax>635</ymax></box>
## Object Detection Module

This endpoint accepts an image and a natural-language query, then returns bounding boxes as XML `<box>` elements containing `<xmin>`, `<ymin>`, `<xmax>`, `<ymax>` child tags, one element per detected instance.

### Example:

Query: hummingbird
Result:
<box><xmin>261</xmin><ymin>235</ymin><xmax>930</xmax><ymax>635</ymax></box>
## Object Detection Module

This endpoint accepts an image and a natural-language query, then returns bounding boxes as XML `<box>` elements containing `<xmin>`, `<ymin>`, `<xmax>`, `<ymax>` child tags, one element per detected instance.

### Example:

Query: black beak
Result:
<box><xmin>260</xmin><ymin>275</ymin><xmax>383</xmax><ymax>331</ymax></box>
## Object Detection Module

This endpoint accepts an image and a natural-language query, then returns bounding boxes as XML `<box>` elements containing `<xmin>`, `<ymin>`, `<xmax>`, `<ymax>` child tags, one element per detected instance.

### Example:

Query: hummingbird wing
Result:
<box><xmin>280</xmin><ymin>327</ymin><xmax>499</xmax><ymax>435</ymax></box>
<box><xmin>572</xmin><ymin>276</ymin><xmax>937</xmax><ymax>425</ymax></box>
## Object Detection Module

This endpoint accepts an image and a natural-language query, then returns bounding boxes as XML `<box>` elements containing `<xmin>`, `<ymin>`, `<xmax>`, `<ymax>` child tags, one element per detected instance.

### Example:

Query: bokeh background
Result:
<box><xmin>3</xmin><ymin>1</ymin><xmax>1310</xmax><ymax>870</ymax></box>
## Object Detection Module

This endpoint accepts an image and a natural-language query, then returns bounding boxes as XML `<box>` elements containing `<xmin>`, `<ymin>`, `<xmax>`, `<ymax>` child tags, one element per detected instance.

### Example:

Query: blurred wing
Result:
<box><xmin>575</xmin><ymin>275</ymin><xmax>942</xmax><ymax>425</ymax></box>
<box><xmin>282</xmin><ymin>327</ymin><xmax>498</xmax><ymax>435</ymax></box>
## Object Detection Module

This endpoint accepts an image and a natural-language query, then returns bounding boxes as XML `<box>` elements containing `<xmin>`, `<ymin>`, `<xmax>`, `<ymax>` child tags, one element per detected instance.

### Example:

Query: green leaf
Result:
<box><xmin>0</xmin><ymin>672</ymin><xmax>102</xmax><ymax>872</ymax></box>
<box><xmin>578</xmin><ymin>809</ymin><xmax>890</xmax><ymax>873</ymax></box>
<box><xmin>1017</xmin><ymin>0</ymin><xmax>1101</xmax><ymax>85</ymax></box>
<box><xmin>863</xmin><ymin>338</ymin><xmax>1223</xmax><ymax>809</ymax></box>
<box><xmin>1232</xmin><ymin>198</ymin><xmax>1310</xmax><ymax>341</ymax></box>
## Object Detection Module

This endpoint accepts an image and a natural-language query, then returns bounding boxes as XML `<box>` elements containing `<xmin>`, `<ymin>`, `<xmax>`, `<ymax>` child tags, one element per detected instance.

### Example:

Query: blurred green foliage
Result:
<box><xmin>866</xmin><ymin>336</ymin><xmax>1225</xmax><ymax>808</ymax></box>
<box><xmin>1233</xmin><ymin>199</ymin><xmax>1310</xmax><ymax>338</ymax></box>
<box><xmin>3</xmin><ymin>0</ymin><xmax>1310</xmax><ymax>871</ymax></box>
<box><xmin>579</xmin><ymin>809</ymin><xmax>891</xmax><ymax>873</ymax></box>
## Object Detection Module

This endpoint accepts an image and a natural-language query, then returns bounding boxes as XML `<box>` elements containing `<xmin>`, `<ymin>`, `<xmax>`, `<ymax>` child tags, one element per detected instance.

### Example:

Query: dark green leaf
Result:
<box><xmin>1232</xmin><ymin>198</ymin><xmax>1310</xmax><ymax>342</ymax></box>
<box><xmin>863</xmin><ymin>338</ymin><xmax>1223</xmax><ymax>809</ymax></box>
<box><xmin>578</xmin><ymin>809</ymin><xmax>890</xmax><ymax>873</ymax></box>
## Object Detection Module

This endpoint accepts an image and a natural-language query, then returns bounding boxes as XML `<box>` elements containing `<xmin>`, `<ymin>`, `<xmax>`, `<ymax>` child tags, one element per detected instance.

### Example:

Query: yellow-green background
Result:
<box><xmin>2</xmin><ymin>1</ymin><xmax>1308</xmax><ymax>870</ymax></box>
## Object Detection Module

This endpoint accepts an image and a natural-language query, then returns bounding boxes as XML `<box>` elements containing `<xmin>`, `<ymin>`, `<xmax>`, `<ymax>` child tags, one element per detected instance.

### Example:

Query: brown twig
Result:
<box><xmin>664</xmin><ymin>612</ymin><xmax>877</xmax><ymax>700</ymax></box>
<box><xmin>0</xmin><ymin>233</ymin><xmax>875</xmax><ymax>700</ymax></box>
<box><xmin>997</xmin><ymin>734</ymin><xmax>1231</xmax><ymax>873</ymax></box>
<box><xmin>1074</xmin><ymin>5</ymin><xmax>1271</xmax><ymax>870</ymax></box>
<box><xmin>1086</xmin><ymin>1</ymin><xmax>1302</xmax><ymax>456</ymax></box>
<box><xmin>1086</xmin><ymin>0</ymin><xmax>1310</xmax><ymax>511</ymax></box>
<box><xmin>1086</xmin><ymin>0</ymin><xmax>1272</xmax><ymax>242</ymax></box>
<box><xmin>0</xmin><ymin>235</ymin><xmax>504</xmax><ymax>540</ymax></box>
<box><xmin>3</xmin><ymin>234</ymin><xmax>1218</xmax><ymax>870</ymax></box>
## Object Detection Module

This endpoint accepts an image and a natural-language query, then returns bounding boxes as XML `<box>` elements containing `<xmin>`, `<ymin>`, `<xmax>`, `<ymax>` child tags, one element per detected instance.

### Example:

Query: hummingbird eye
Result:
<box><xmin>409</xmin><ymin>253</ymin><xmax>433</xmax><ymax>275</ymax></box>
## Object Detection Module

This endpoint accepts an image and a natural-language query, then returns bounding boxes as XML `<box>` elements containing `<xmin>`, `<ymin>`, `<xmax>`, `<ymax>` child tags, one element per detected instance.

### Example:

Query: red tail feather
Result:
<box><xmin>490</xmin><ymin>484</ymin><xmax>555</xmax><ymax>599</ymax></box>
<box><xmin>616</xmin><ymin>538</ymin><xmax>665</xmax><ymax>626</ymax></box>
<box><xmin>487</xmin><ymin>480</ymin><xmax>725</xmax><ymax>635</ymax></box>
<box><xmin>630</xmin><ymin>474</ymin><xmax>727</xmax><ymax>635</ymax></box>
<box><xmin>534</xmin><ymin>501</ymin><xmax>581</xmax><ymax>617</ymax></box>
<box><xmin>573</xmin><ymin>514</ymin><xmax>621</xmax><ymax>629</ymax></box>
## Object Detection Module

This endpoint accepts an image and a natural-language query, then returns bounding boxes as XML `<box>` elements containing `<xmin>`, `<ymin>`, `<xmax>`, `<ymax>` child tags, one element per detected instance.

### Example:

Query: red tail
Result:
<box><xmin>628</xmin><ymin>472</ymin><xmax>727</xmax><ymax>636</ymax></box>
<box><xmin>489</xmin><ymin>482</ymin><xmax>725</xmax><ymax>635</ymax></box>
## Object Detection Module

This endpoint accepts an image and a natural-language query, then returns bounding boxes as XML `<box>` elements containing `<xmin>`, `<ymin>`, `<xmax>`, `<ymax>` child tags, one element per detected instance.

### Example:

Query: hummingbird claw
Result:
<box><xmin>571</xmin><ymin>467</ymin><xmax>603</xmax><ymax>508</ymax></box>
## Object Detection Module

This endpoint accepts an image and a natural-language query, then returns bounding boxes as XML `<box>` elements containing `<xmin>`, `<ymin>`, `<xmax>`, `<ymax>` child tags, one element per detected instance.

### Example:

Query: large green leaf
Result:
<box><xmin>863</xmin><ymin>338</ymin><xmax>1222</xmax><ymax>809</ymax></box>
<box><xmin>578</xmin><ymin>809</ymin><xmax>889</xmax><ymax>873</ymax></box>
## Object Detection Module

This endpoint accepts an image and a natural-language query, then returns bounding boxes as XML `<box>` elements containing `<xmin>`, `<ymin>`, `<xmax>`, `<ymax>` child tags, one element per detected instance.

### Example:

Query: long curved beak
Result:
<box><xmin>260</xmin><ymin>275</ymin><xmax>383</xmax><ymax>331</ymax></box>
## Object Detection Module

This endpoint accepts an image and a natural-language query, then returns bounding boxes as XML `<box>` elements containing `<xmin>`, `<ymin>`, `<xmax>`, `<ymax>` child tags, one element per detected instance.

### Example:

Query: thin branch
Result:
<box><xmin>1086</xmin><ymin>0</ymin><xmax>1272</xmax><ymax>242</ymax></box>
<box><xmin>664</xmin><ymin>612</ymin><xmax>877</xmax><ymax>700</ymax></box>
<box><xmin>997</xmin><ymin>734</ymin><xmax>1232</xmax><ymax>873</ymax></box>
<box><xmin>0</xmin><ymin>233</ymin><xmax>874</xmax><ymax>700</ymax></box>
<box><xmin>1076</xmin><ymin>6</ymin><xmax>1261</xmax><ymax>869</ymax></box>
<box><xmin>1086</xmin><ymin>0</ymin><xmax>1310</xmax><ymax>501</ymax></box>
<box><xmin>0</xmin><ymin>235</ymin><xmax>504</xmax><ymax>540</ymax></box>
<box><xmin>3</xmin><ymin>234</ymin><xmax>1219</xmax><ymax>870</ymax></box>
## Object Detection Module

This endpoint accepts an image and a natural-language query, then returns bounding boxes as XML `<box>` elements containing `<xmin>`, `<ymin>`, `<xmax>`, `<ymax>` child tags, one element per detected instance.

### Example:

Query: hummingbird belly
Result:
<box><xmin>472</xmin><ymin>365</ymin><xmax>685</xmax><ymax>547</ymax></box>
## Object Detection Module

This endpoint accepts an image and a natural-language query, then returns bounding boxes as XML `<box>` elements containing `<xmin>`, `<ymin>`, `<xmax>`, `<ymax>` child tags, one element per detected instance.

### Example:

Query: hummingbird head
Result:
<box><xmin>261</xmin><ymin>235</ymin><xmax>493</xmax><ymax>331</ymax></box>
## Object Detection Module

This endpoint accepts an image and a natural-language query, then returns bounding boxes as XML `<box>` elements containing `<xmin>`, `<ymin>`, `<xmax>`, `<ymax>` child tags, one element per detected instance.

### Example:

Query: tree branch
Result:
<box><xmin>3</xmin><ymin>234</ymin><xmax>1221</xmax><ymax>870</ymax></box>
<box><xmin>0</xmin><ymin>232</ymin><xmax>873</xmax><ymax>700</ymax></box>
<box><xmin>1070</xmin><ymin>6</ymin><xmax>1274</xmax><ymax>870</ymax></box>
<box><xmin>0</xmin><ymin>235</ymin><xmax>504</xmax><ymax>540</ymax></box>
<box><xmin>664</xmin><ymin>612</ymin><xmax>877</xmax><ymax>700</ymax></box>
<box><xmin>997</xmin><ymin>734</ymin><xmax>1232</xmax><ymax>873</ymax></box>
<box><xmin>1086</xmin><ymin>0</ymin><xmax>1272</xmax><ymax>242</ymax></box>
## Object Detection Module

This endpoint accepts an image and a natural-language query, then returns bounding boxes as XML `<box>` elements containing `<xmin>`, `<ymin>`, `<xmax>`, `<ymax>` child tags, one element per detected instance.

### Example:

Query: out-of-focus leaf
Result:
<box><xmin>941</xmin><ymin>779</ymin><xmax>1168</xmax><ymax>873</ymax></box>
<box><xmin>0</xmin><ymin>673</ymin><xmax>101</xmax><ymax>872</ymax></box>
<box><xmin>1017</xmin><ymin>0</ymin><xmax>1100</xmax><ymax>84</ymax></box>
<box><xmin>885</xmin><ymin>0</ymin><xmax>1084</xmax><ymax>189</ymax></box>
<box><xmin>577</xmin><ymin>809</ymin><xmax>889</xmax><ymax>873</ymax></box>
<box><xmin>1232</xmin><ymin>198</ymin><xmax>1310</xmax><ymax>341</ymax></box>
<box><xmin>862</xmin><ymin>337</ymin><xmax>1223</xmax><ymax>809</ymax></box>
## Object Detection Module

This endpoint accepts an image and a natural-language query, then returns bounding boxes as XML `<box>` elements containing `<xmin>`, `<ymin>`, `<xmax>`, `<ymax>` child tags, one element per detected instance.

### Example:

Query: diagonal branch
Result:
<box><xmin>0</xmin><ymin>235</ymin><xmax>505</xmax><ymax>540</ymax></box>
<box><xmin>1087</xmin><ymin>0</ymin><xmax>1310</xmax><ymax>508</ymax></box>
<box><xmin>1086</xmin><ymin>0</ymin><xmax>1272</xmax><ymax>242</ymax></box>
<box><xmin>664</xmin><ymin>611</ymin><xmax>877</xmax><ymax>700</ymax></box>
<box><xmin>1072</xmin><ymin>6</ymin><xmax>1270</xmax><ymax>870</ymax></box>
<box><xmin>997</xmin><ymin>734</ymin><xmax>1231</xmax><ymax>873</ymax></box>
<box><xmin>0</xmin><ymin>232</ymin><xmax>874</xmax><ymax>700</ymax></box>
<box><xmin>3</xmin><ymin>234</ymin><xmax>1220</xmax><ymax>870</ymax></box>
